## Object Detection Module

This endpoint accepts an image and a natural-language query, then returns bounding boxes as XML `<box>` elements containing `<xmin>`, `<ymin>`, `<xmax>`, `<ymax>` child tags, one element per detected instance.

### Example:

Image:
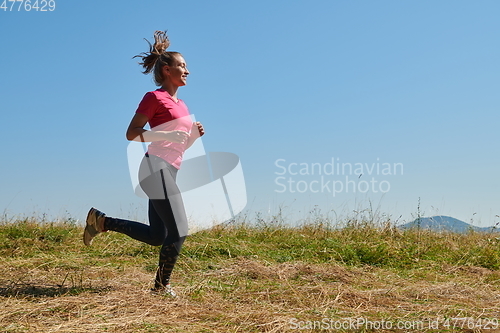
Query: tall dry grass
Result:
<box><xmin>1</xmin><ymin>215</ymin><xmax>500</xmax><ymax>332</ymax></box>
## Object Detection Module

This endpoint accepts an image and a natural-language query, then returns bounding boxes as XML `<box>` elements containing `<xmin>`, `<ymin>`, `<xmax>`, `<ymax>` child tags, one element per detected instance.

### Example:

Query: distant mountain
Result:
<box><xmin>399</xmin><ymin>215</ymin><xmax>497</xmax><ymax>233</ymax></box>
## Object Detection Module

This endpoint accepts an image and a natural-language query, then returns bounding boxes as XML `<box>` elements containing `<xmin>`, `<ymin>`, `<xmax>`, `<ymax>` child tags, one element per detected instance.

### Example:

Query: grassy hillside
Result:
<box><xmin>1</xmin><ymin>216</ymin><xmax>500</xmax><ymax>332</ymax></box>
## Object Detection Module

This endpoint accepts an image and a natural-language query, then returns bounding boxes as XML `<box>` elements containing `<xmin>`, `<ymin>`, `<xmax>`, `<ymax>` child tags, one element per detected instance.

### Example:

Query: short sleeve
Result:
<box><xmin>135</xmin><ymin>92</ymin><xmax>159</xmax><ymax>120</ymax></box>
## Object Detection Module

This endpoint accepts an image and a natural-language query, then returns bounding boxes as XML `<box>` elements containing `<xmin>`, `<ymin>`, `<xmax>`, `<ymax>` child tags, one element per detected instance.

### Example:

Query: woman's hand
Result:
<box><xmin>192</xmin><ymin>121</ymin><xmax>205</xmax><ymax>137</ymax></box>
<box><xmin>184</xmin><ymin>121</ymin><xmax>205</xmax><ymax>149</ymax></box>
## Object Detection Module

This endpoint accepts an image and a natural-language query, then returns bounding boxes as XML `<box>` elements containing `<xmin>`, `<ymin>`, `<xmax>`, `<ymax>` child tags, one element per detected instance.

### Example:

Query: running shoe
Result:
<box><xmin>150</xmin><ymin>284</ymin><xmax>177</xmax><ymax>297</ymax></box>
<box><xmin>83</xmin><ymin>207</ymin><xmax>106</xmax><ymax>246</ymax></box>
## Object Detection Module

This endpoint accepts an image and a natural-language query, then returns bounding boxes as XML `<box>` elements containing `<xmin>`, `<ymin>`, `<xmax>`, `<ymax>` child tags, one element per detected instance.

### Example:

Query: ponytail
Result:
<box><xmin>134</xmin><ymin>30</ymin><xmax>182</xmax><ymax>86</ymax></box>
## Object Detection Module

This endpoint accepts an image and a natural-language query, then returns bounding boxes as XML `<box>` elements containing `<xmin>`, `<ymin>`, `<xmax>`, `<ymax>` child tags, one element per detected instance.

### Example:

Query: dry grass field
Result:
<box><xmin>1</xmin><ymin>215</ymin><xmax>500</xmax><ymax>332</ymax></box>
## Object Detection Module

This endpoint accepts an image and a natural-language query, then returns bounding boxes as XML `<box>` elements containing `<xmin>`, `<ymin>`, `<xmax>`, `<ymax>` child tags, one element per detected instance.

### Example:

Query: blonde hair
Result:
<box><xmin>134</xmin><ymin>31</ymin><xmax>182</xmax><ymax>86</ymax></box>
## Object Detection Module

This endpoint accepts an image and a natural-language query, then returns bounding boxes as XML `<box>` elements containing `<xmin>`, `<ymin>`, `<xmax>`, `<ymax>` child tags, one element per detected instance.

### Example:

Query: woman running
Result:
<box><xmin>83</xmin><ymin>30</ymin><xmax>204</xmax><ymax>297</ymax></box>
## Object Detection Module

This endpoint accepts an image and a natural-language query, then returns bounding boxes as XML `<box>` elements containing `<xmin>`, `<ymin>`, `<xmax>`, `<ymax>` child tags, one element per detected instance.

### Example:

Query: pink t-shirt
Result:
<box><xmin>135</xmin><ymin>89</ymin><xmax>192</xmax><ymax>169</ymax></box>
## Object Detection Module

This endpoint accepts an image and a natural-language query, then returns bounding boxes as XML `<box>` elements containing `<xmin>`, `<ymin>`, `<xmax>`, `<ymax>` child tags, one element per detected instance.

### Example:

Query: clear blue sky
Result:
<box><xmin>1</xmin><ymin>0</ymin><xmax>499</xmax><ymax>227</ymax></box>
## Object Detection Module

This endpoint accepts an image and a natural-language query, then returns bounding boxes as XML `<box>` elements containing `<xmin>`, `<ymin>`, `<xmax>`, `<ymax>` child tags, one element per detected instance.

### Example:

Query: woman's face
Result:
<box><xmin>164</xmin><ymin>55</ymin><xmax>189</xmax><ymax>87</ymax></box>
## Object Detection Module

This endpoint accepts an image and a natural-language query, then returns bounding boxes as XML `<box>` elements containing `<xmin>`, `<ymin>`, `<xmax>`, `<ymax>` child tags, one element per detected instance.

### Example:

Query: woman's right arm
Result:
<box><xmin>126</xmin><ymin>113</ymin><xmax>189</xmax><ymax>143</ymax></box>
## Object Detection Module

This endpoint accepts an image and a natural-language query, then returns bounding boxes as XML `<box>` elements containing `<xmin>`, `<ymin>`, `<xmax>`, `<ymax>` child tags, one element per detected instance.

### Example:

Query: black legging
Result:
<box><xmin>104</xmin><ymin>154</ymin><xmax>188</xmax><ymax>289</ymax></box>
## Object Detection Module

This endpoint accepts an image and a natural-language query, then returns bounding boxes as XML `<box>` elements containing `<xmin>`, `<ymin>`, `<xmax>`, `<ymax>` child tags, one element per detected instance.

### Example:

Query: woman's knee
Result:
<box><xmin>150</xmin><ymin>235</ymin><xmax>167</xmax><ymax>246</ymax></box>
